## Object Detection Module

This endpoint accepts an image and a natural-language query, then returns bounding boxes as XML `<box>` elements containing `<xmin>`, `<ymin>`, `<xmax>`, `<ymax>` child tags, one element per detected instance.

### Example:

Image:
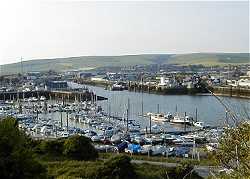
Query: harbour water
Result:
<box><xmin>81</xmin><ymin>84</ymin><xmax>250</xmax><ymax>128</ymax></box>
<box><xmin>32</xmin><ymin>82</ymin><xmax>249</xmax><ymax>133</ymax></box>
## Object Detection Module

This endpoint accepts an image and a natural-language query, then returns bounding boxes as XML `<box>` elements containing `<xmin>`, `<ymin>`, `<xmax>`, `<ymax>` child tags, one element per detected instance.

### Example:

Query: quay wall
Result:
<box><xmin>75</xmin><ymin>78</ymin><xmax>207</xmax><ymax>95</ymax></box>
<box><xmin>74</xmin><ymin>79</ymin><xmax>111</xmax><ymax>88</ymax></box>
<box><xmin>127</xmin><ymin>82</ymin><xmax>206</xmax><ymax>95</ymax></box>
<box><xmin>75</xmin><ymin>78</ymin><xmax>250</xmax><ymax>99</ymax></box>
<box><xmin>211</xmin><ymin>86</ymin><xmax>250</xmax><ymax>99</ymax></box>
<box><xmin>0</xmin><ymin>90</ymin><xmax>107</xmax><ymax>101</ymax></box>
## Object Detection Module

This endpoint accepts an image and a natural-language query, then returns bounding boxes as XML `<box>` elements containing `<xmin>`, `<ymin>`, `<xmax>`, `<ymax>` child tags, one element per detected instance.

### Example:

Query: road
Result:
<box><xmin>131</xmin><ymin>159</ymin><xmax>222</xmax><ymax>178</ymax></box>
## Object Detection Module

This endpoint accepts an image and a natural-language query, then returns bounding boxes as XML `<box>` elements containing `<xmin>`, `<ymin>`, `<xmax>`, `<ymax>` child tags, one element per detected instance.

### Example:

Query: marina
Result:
<box><xmin>0</xmin><ymin>1</ymin><xmax>249</xmax><ymax>178</ymax></box>
<box><xmin>1</xmin><ymin>81</ymin><xmax>248</xmax><ymax>160</ymax></box>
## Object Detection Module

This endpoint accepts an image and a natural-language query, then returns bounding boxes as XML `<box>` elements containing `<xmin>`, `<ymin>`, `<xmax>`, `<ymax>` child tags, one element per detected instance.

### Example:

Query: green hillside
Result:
<box><xmin>0</xmin><ymin>54</ymin><xmax>171</xmax><ymax>75</ymax></box>
<box><xmin>0</xmin><ymin>53</ymin><xmax>249</xmax><ymax>75</ymax></box>
<box><xmin>167</xmin><ymin>53</ymin><xmax>249</xmax><ymax>66</ymax></box>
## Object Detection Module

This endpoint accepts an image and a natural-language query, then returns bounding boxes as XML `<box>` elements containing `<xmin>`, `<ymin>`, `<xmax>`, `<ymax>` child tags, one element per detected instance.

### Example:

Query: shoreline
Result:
<box><xmin>74</xmin><ymin>79</ymin><xmax>250</xmax><ymax>100</ymax></box>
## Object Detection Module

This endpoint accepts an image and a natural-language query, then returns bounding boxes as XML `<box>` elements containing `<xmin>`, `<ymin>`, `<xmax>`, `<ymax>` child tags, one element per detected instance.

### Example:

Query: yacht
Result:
<box><xmin>151</xmin><ymin>113</ymin><xmax>169</xmax><ymax>122</ymax></box>
<box><xmin>170</xmin><ymin>115</ymin><xmax>193</xmax><ymax>125</ymax></box>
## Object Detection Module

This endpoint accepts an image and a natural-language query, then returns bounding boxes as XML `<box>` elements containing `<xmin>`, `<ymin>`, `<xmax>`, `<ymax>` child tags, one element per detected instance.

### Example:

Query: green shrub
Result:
<box><xmin>63</xmin><ymin>135</ymin><xmax>98</xmax><ymax>160</ymax></box>
<box><xmin>40</xmin><ymin>138</ymin><xmax>65</xmax><ymax>155</ymax></box>
<box><xmin>0</xmin><ymin>117</ymin><xmax>47</xmax><ymax>178</ymax></box>
<box><xmin>96</xmin><ymin>154</ymin><xmax>136</xmax><ymax>179</ymax></box>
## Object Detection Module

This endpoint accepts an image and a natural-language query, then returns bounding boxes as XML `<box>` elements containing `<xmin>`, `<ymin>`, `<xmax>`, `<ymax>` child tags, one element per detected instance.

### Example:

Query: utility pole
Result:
<box><xmin>20</xmin><ymin>56</ymin><xmax>24</xmax><ymax>75</ymax></box>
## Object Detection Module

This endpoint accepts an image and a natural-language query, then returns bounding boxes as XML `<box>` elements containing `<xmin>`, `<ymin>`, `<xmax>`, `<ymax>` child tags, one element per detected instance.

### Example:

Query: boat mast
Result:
<box><xmin>149</xmin><ymin>113</ymin><xmax>152</xmax><ymax>134</ymax></box>
<box><xmin>126</xmin><ymin>98</ymin><xmax>130</xmax><ymax>132</ymax></box>
<box><xmin>184</xmin><ymin>112</ymin><xmax>187</xmax><ymax>132</ymax></box>
<box><xmin>141</xmin><ymin>76</ymin><xmax>144</xmax><ymax>116</ymax></box>
<box><xmin>195</xmin><ymin>108</ymin><xmax>198</xmax><ymax>122</ymax></box>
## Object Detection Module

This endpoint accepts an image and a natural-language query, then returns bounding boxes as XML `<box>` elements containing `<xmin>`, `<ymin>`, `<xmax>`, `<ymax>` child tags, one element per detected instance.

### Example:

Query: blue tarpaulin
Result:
<box><xmin>127</xmin><ymin>143</ymin><xmax>141</xmax><ymax>153</ymax></box>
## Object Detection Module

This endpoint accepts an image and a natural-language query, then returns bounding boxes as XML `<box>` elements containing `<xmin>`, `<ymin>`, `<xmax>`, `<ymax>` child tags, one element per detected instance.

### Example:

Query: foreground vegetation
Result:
<box><xmin>1</xmin><ymin>117</ymin><xmax>249</xmax><ymax>178</ymax></box>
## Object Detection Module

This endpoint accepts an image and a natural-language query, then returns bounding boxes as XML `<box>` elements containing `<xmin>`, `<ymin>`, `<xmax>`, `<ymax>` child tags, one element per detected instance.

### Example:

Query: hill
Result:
<box><xmin>167</xmin><ymin>53</ymin><xmax>249</xmax><ymax>66</ymax></box>
<box><xmin>0</xmin><ymin>53</ymin><xmax>249</xmax><ymax>75</ymax></box>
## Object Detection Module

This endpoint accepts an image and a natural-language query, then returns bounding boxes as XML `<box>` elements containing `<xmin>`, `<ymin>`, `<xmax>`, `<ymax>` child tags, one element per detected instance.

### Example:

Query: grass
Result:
<box><xmin>45</xmin><ymin>160</ymin><xmax>103</xmax><ymax>178</ymax></box>
<box><xmin>98</xmin><ymin>152</ymin><xmax>217</xmax><ymax>166</ymax></box>
<box><xmin>45</xmin><ymin>159</ymin><xmax>166</xmax><ymax>179</ymax></box>
<box><xmin>44</xmin><ymin>158</ymin><xmax>203</xmax><ymax>179</ymax></box>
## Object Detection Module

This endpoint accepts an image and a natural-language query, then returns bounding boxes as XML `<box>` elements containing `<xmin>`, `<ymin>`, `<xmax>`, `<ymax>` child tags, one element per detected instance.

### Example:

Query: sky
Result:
<box><xmin>0</xmin><ymin>0</ymin><xmax>249</xmax><ymax>65</ymax></box>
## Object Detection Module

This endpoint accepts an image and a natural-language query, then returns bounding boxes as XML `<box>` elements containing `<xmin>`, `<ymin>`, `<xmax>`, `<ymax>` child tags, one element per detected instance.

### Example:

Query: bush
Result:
<box><xmin>96</xmin><ymin>154</ymin><xmax>136</xmax><ymax>179</ymax></box>
<box><xmin>63</xmin><ymin>135</ymin><xmax>98</xmax><ymax>160</ymax></box>
<box><xmin>166</xmin><ymin>160</ymin><xmax>202</xmax><ymax>179</ymax></box>
<box><xmin>0</xmin><ymin>117</ymin><xmax>47</xmax><ymax>178</ymax></box>
<box><xmin>40</xmin><ymin>138</ymin><xmax>65</xmax><ymax>155</ymax></box>
<box><xmin>216</xmin><ymin>122</ymin><xmax>250</xmax><ymax>177</ymax></box>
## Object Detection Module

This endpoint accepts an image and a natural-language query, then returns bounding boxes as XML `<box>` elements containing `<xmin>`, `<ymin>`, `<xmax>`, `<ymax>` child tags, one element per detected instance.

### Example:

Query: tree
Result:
<box><xmin>0</xmin><ymin>117</ymin><xmax>47</xmax><ymax>179</ymax></box>
<box><xmin>63</xmin><ymin>135</ymin><xmax>98</xmax><ymax>160</ymax></box>
<box><xmin>216</xmin><ymin>121</ymin><xmax>250</xmax><ymax>177</ymax></box>
<box><xmin>96</xmin><ymin>154</ymin><xmax>136</xmax><ymax>179</ymax></box>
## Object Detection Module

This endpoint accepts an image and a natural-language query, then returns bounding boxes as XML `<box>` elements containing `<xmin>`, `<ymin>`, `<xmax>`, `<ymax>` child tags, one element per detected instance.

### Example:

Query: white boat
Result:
<box><xmin>206</xmin><ymin>143</ymin><xmax>219</xmax><ymax>152</ymax></box>
<box><xmin>151</xmin><ymin>113</ymin><xmax>169</xmax><ymax>122</ymax></box>
<box><xmin>28</xmin><ymin>97</ymin><xmax>38</xmax><ymax>102</ymax></box>
<box><xmin>140</xmin><ymin>144</ymin><xmax>152</xmax><ymax>154</ymax></box>
<box><xmin>40</xmin><ymin>96</ymin><xmax>46</xmax><ymax>101</ymax></box>
<box><xmin>151</xmin><ymin>145</ymin><xmax>167</xmax><ymax>156</ymax></box>
<box><xmin>193</xmin><ymin>121</ymin><xmax>205</xmax><ymax>128</ymax></box>
<box><xmin>170</xmin><ymin>115</ymin><xmax>192</xmax><ymax>125</ymax></box>
<box><xmin>61</xmin><ymin>131</ymin><xmax>69</xmax><ymax>138</ymax></box>
<box><xmin>146</xmin><ymin>112</ymin><xmax>153</xmax><ymax>116</ymax></box>
<box><xmin>91</xmin><ymin>135</ymin><xmax>101</xmax><ymax>142</ymax></box>
<box><xmin>142</xmin><ymin>124</ymin><xmax>161</xmax><ymax>134</ymax></box>
<box><xmin>111</xmin><ymin>134</ymin><xmax>122</xmax><ymax>143</ymax></box>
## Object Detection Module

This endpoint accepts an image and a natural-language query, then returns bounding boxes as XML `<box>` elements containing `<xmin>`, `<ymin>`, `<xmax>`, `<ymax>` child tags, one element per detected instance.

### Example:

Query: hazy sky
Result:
<box><xmin>0</xmin><ymin>1</ymin><xmax>249</xmax><ymax>65</ymax></box>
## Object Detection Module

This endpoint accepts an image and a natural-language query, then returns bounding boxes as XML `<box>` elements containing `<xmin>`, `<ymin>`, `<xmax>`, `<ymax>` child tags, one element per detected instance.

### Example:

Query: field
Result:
<box><xmin>0</xmin><ymin>53</ymin><xmax>249</xmax><ymax>75</ymax></box>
